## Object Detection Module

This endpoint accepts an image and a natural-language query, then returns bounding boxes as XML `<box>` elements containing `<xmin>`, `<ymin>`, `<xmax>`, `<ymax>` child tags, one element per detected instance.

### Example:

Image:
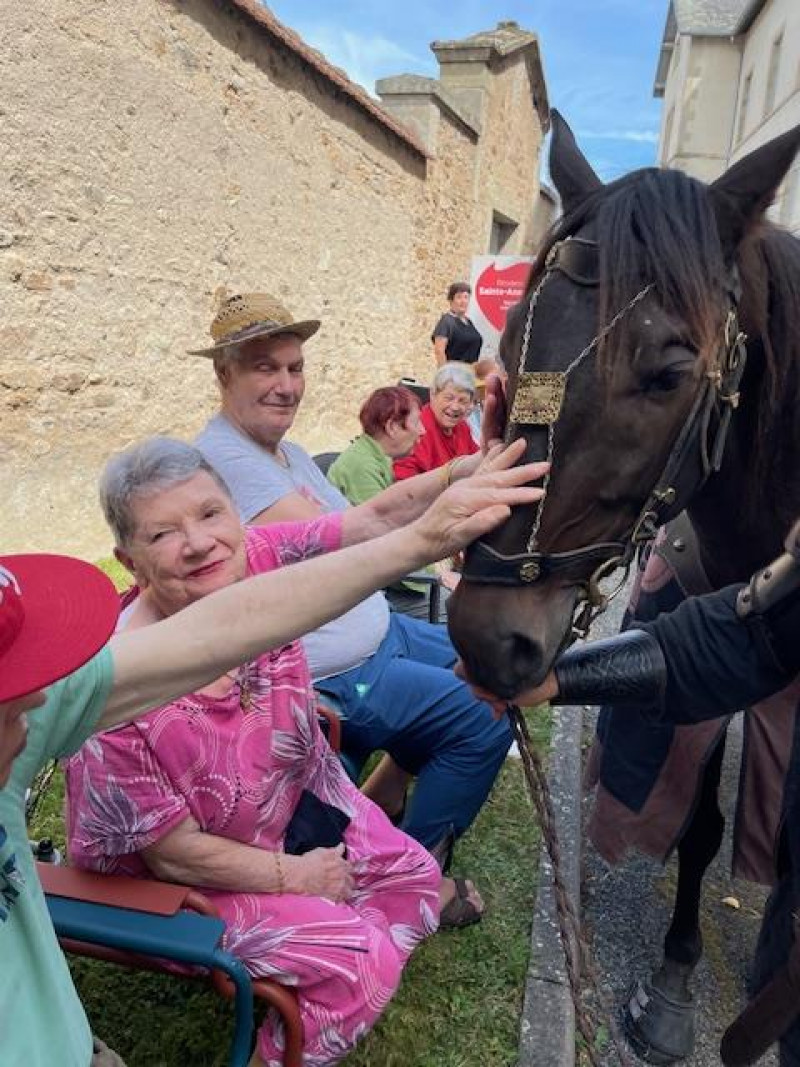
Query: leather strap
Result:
<box><xmin>737</xmin><ymin>518</ymin><xmax>800</xmax><ymax>619</ymax></box>
<box><xmin>547</xmin><ymin>237</ymin><xmax>599</xmax><ymax>286</ymax></box>
<box><xmin>656</xmin><ymin>512</ymin><xmax>714</xmax><ymax>598</ymax></box>
<box><xmin>463</xmin><ymin>538</ymin><xmax>627</xmax><ymax>586</ymax></box>
<box><xmin>720</xmin><ymin>939</ymin><xmax>800</xmax><ymax>1065</ymax></box>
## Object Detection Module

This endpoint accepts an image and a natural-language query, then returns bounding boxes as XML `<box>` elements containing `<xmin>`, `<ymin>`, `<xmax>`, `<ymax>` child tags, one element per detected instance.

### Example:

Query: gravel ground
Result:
<box><xmin>578</xmin><ymin>592</ymin><xmax>777</xmax><ymax>1066</ymax></box>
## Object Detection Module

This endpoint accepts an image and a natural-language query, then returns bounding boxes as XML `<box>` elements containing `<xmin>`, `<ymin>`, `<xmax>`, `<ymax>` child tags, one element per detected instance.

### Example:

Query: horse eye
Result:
<box><xmin>644</xmin><ymin>369</ymin><xmax>684</xmax><ymax>393</ymax></box>
<box><xmin>641</xmin><ymin>344</ymin><xmax>696</xmax><ymax>394</ymax></box>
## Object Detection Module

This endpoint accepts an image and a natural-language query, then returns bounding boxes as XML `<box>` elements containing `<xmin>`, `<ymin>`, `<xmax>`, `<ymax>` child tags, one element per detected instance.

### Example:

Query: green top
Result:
<box><xmin>0</xmin><ymin>648</ymin><xmax>114</xmax><ymax>1067</ymax></box>
<box><xmin>327</xmin><ymin>433</ymin><xmax>393</xmax><ymax>505</ymax></box>
<box><xmin>328</xmin><ymin>434</ymin><xmax>427</xmax><ymax>595</ymax></box>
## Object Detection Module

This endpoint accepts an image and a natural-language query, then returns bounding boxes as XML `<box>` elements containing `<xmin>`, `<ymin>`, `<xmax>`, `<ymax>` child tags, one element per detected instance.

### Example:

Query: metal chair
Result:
<box><xmin>39</xmin><ymin>862</ymin><xmax>303</xmax><ymax>1067</ymax></box>
<box><xmin>35</xmin><ymin>703</ymin><xmax>348</xmax><ymax>1067</ymax></box>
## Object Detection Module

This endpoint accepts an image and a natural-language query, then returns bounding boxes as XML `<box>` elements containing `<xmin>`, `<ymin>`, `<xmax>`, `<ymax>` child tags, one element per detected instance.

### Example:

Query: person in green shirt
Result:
<box><xmin>328</xmin><ymin>386</ymin><xmax>424</xmax><ymax>504</ymax></box>
<box><xmin>329</xmin><ymin>386</ymin><xmax>444</xmax><ymax>620</ymax></box>
<box><xmin>0</xmin><ymin>437</ymin><xmax>543</xmax><ymax>1067</ymax></box>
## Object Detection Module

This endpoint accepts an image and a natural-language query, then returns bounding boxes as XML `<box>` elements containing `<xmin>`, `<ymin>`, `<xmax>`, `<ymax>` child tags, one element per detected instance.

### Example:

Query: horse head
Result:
<box><xmin>448</xmin><ymin>111</ymin><xmax>800</xmax><ymax>699</ymax></box>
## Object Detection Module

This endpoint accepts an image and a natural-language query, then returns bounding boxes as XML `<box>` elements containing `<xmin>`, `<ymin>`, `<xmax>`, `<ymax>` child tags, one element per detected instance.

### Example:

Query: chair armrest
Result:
<box><xmin>37</xmin><ymin>862</ymin><xmax>192</xmax><ymax>916</ymax></box>
<box><xmin>404</xmin><ymin>570</ymin><xmax>440</xmax><ymax>586</ymax></box>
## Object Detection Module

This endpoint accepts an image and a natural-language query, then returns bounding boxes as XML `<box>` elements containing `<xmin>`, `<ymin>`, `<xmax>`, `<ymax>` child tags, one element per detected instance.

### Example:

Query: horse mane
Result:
<box><xmin>528</xmin><ymin>168</ymin><xmax>730</xmax><ymax>364</ymax></box>
<box><xmin>737</xmin><ymin>224</ymin><xmax>800</xmax><ymax>532</ymax></box>
<box><xmin>524</xmin><ymin>169</ymin><xmax>800</xmax><ymax>533</ymax></box>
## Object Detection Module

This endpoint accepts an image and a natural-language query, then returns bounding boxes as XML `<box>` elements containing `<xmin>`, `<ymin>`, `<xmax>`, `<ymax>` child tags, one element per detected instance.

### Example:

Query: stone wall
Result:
<box><xmin>0</xmin><ymin>0</ymin><xmax>545</xmax><ymax>557</ymax></box>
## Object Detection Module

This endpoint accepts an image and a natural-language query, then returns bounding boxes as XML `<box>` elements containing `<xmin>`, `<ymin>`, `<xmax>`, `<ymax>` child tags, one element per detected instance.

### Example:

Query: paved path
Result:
<box><xmin>520</xmin><ymin>586</ymin><xmax>778</xmax><ymax>1066</ymax></box>
<box><xmin>583</xmin><ymin>711</ymin><xmax>775</xmax><ymax>1067</ymax></box>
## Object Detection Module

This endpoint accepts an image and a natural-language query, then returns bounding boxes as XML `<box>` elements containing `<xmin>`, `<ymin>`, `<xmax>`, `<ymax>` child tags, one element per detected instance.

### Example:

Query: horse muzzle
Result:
<box><xmin>447</xmin><ymin>579</ymin><xmax>579</xmax><ymax>700</ymax></box>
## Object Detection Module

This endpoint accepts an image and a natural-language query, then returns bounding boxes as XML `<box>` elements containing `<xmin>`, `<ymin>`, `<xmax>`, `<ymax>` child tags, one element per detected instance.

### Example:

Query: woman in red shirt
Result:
<box><xmin>393</xmin><ymin>363</ymin><xmax>479</xmax><ymax>481</ymax></box>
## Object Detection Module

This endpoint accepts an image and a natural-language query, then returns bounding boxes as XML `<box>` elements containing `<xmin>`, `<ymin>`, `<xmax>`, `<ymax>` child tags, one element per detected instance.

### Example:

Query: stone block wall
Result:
<box><xmin>0</xmin><ymin>0</ymin><xmax>544</xmax><ymax>557</ymax></box>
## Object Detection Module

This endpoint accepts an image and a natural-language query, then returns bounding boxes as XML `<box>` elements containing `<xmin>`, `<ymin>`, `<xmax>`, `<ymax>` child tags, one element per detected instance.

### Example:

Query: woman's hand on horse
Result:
<box><xmin>286</xmin><ymin>844</ymin><xmax>354</xmax><ymax>902</ymax></box>
<box><xmin>412</xmin><ymin>443</ymin><xmax>548</xmax><ymax>560</ymax></box>
<box><xmin>444</xmin><ymin>373</ymin><xmax>510</xmax><ymax>483</ymax></box>
<box><xmin>480</xmin><ymin>373</ymin><xmax>508</xmax><ymax>451</ymax></box>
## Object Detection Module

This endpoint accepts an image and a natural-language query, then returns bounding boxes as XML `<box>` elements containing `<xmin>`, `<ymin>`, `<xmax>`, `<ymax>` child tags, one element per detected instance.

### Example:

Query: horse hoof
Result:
<box><xmin>623</xmin><ymin>979</ymin><xmax>696</xmax><ymax>1064</ymax></box>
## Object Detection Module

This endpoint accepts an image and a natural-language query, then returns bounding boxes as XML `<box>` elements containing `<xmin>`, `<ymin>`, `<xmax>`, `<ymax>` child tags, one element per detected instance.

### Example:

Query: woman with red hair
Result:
<box><xmin>328</xmin><ymin>386</ymin><xmax>431</xmax><ymax>618</ymax></box>
<box><xmin>328</xmin><ymin>386</ymin><xmax>424</xmax><ymax>505</ymax></box>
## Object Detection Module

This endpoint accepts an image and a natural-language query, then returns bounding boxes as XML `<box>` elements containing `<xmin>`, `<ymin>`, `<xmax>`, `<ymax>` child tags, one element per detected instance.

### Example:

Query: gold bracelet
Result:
<box><xmin>274</xmin><ymin>851</ymin><xmax>286</xmax><ymax>895</ymax></box>
<box><xmin>440</xmin><ymin>458</ymin><xmax>460</xmax><ymax>490</ymax></box>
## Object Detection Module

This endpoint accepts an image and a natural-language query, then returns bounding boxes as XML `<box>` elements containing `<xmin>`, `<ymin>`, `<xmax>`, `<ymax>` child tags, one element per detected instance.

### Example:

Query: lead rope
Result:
<box><xmin>509</xmin><ymin>705</ymin><xmax>636</xmax><ymax>1066</ymax></box>
<box><xmin>507</xmin><ymin>271</ymin><xmax>652</xmax><ymax>1065</ymax></box>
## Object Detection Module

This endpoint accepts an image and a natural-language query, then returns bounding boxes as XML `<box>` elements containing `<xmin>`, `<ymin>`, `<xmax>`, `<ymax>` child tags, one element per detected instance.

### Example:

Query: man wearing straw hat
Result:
<box><xmin>191</xmin><ymin>294</ymin><xmax>513</xmax><ymax>918</ymax></box>
<box><xmin>0</xmin><ymin>447</ymin><xmax>542</xmax><ymax>1066</ymax></box>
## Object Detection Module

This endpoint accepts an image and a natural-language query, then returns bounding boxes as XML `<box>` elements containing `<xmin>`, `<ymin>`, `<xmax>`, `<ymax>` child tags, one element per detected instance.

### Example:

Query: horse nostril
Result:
<box><xmin>508</xmin><ymin>631</ymin><xmax>544</xmax><ymax>682</ymax></box>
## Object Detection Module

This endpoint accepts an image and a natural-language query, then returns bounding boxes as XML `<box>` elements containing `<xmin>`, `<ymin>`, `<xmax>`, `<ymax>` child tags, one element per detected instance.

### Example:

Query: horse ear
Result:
<box><xmin>709</xmin><ymin>124</ymin><xmax>800</xmax><ymax>256</ymax></box>
<box><xmin>548</xmin><ymin>109</ymin><xmax>603</xmax><ymax>214</ymax></box>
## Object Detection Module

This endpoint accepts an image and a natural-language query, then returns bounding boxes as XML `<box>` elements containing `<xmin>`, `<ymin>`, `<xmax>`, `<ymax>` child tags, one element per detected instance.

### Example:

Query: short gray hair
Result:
<box><xmin>99</xmin><ymin>436</ymin><xmax>232</xmax><ymax>547</ymax></box>
<box><xmin>432</xmin><ymin>362</ymin><xmax>477</xmax><ymax>396</ymax></box>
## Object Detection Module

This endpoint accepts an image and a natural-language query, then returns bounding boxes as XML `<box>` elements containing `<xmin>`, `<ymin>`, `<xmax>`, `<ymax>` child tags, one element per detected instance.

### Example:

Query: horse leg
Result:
<box><xmin>624</xmin><ymin>734</ymin><xmax>727</xmax><ymax>1064</ymax></box>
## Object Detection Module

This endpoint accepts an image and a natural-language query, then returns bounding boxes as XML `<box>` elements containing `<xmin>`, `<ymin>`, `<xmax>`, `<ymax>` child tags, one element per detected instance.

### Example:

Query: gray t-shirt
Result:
<box><xmin>195</xmin><ymin>413</ymin><xmax>390</xmax><ymax>680</ymax></box>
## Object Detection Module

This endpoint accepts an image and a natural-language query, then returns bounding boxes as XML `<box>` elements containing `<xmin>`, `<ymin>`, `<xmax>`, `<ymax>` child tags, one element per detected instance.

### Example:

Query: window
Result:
<box><xmin>736</xmin><ymin>71</ymin><xmax>752</xmax><ymax>145</ymax></box>
<box><xmin>489</xmin><ymin>211</ymin><xmax>518</xmax><ymax>254</ymax></box>
<box><xmin>764</xmin><ymin>33</ymin><xmax>783</xmax><ymax>117</ymax></box>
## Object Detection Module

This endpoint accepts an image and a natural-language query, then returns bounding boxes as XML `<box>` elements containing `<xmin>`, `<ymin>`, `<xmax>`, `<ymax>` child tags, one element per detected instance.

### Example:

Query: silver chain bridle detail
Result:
<box><xmin>514</xmin><ymin>271</ymin><xmax>654</xmax><ymax>553</ymax></box>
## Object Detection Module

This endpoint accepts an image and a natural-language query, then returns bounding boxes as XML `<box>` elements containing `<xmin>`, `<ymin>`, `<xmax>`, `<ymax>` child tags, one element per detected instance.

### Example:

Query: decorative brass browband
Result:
<box><xmin>509</xmin><ymin>372</ymin><xmax>566</xmax><ymax>425</ymax></box>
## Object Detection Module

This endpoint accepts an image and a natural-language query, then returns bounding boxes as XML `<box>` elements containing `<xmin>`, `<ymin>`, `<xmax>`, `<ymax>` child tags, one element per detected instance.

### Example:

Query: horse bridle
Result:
<box><xmin>461</xmin><ymin>235</ymin><xmax>749</xmax><ymax>637</ymax></box>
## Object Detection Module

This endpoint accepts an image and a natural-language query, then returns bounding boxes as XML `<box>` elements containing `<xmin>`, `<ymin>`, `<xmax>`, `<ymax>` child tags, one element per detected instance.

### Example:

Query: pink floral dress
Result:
<box><xmin>65</xmin><ymin>518</ymin><xmax>441</xmax><ymax>1067</ymax></box>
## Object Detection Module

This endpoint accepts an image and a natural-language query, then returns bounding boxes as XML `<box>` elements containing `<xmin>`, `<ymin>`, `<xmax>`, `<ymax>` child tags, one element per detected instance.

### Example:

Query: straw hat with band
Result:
<box><xmin>0</xmin><ymin>555</ymin><xmax>120</xmax><ymax>703</ymax></box>
<box><xmin>188</xmin><ymin>293</ymin><xmax>320</xmax><ymax>356</ymax></box>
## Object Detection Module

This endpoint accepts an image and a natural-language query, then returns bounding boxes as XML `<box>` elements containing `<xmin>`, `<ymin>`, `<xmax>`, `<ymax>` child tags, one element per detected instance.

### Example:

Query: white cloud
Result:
<box><xmin>577</xmin><ymin>129</ymin><xmax>660</xmax><ymax>143</ymax></box>
<box><xmin>296</xmin><ymin>24</ymin><xmax>434</xmax><ymax>96</ymax></box>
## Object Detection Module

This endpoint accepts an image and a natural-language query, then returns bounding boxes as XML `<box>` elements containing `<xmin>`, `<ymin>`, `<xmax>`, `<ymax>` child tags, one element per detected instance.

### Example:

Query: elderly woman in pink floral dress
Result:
<box><xmin>65</xmin><ymin>438</ymin><xmax>444</xmax><ymax>1067</ymax></box>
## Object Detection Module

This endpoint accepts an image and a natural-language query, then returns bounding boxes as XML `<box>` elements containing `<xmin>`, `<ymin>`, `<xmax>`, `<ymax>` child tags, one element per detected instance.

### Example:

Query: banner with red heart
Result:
<box><xmin>468</xmin><ymin>256</ymin><xmax>534</xmax><ymax>358</ymax></box>
<box><xmin>473</xmin><ymin>258</ymin><xmax>532</xmax><ymax>331</ymax></box>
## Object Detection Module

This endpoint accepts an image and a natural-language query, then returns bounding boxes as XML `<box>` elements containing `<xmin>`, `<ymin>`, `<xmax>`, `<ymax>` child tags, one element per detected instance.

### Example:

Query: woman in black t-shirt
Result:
<box><xmin>431</xmin><ymin>282</ymin><xmax>484</xmax><ymax>366</ymax></box>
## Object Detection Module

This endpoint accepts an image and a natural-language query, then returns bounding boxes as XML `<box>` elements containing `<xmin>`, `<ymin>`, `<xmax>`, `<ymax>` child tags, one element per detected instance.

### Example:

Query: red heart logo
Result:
<box><xmin>474</xmin><ymin>261</ymin><xmax>532</xmax><ymax>332</ymax></box>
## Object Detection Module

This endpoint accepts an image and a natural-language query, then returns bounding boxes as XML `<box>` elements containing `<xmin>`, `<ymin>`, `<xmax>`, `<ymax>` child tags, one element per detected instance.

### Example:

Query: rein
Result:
<box><xmin>462</xmin><ymin>235</ymin><xmax>748</xmax><ymax>638</ymax></box>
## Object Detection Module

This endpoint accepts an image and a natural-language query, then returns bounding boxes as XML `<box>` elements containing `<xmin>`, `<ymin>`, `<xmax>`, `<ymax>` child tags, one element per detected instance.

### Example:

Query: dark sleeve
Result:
<box><xmin>432</xmin><ymin>314</ymin><xmax>454</xmax><ymax>341</ymax></box>
<box><xmin>642</xmin><ymin>584</ymin><xmax>799</xmax><ymax>723</ymax></box>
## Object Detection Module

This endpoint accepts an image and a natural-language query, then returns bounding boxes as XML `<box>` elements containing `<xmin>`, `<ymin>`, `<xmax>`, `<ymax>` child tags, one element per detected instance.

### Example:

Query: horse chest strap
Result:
<box><xmin>510</xmin><ymin>372</ymin><xmax>567</xmax><ymax>425</ymax></box>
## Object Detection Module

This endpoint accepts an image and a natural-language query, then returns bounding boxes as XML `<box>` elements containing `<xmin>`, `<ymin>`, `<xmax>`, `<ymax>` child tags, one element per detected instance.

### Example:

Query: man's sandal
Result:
<box><xmin>439</xmin><ymin>877</ymin><xmax>484</xmax><ymax>930</ymax></box>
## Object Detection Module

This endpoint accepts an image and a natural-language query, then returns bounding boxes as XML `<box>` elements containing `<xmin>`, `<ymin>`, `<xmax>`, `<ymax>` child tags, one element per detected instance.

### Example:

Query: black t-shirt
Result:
<box><xmin>432</xmin><ymin>312</ymin><xmax>483</xmax><ymax>364</ymax></box>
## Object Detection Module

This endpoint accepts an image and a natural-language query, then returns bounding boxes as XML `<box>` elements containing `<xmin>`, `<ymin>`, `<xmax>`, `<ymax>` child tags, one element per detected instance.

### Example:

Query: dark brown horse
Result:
<box><xmin>448</xmin><ymin>113</ymin><xmax>800</xmax><ymax>1062</ymax></box>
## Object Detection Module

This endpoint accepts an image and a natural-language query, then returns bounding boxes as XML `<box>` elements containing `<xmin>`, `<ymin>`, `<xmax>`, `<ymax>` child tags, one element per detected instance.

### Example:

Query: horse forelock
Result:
<box><xmin>526</xmin><ymin>170</ymin><xmax>728</xmax><ymax>371</ymax></box>
<box><xmin>513</xmin><ymin>166</ymin><xmax>800</xmax><ymax>537</ymax></box>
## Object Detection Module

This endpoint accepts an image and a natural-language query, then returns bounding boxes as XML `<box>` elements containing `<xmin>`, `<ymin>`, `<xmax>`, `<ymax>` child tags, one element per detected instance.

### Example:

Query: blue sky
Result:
<box><xmin>266</xmin><ymin>0</ymin><xmax>667</xmax><ymax>181</ymax></box>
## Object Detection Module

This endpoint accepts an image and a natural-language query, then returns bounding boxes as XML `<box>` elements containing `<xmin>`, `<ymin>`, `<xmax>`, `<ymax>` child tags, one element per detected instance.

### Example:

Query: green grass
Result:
<box><xmin>95</xmin><ymin>556</ymin><xmax>134</xmax><ymax>592</ymax></box>
<box><xmin>30</xmin><ymin>600</ymin><xmax>551</xmax><ymax>1064</ymax></box>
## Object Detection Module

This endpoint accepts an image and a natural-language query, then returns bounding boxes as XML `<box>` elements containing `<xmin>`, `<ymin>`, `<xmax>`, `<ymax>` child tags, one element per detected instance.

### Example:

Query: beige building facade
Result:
<box><xmin>654</xmin><ymin>0</ymin><xmax>800</xmax><ymax>230</ymax></box>
<box><xmin>0</xmin><ymin>1</ymin><xmax>549</xmax><ymax>558</ymax></box>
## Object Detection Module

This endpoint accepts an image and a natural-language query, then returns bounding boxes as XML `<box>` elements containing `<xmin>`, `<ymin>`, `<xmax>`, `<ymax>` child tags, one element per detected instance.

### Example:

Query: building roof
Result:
<box><xmin>228</xmin><ymin>0</ymin><xmax>429</xmax><ymax>158</ymax></box>
<box><xmin>374</xmin><ymin>75</ymin><xmax>481</xmax><ymax>138</ymax></box>
<box><xmin>432</xmin><ymin>20</ymin><xmax>540</xmax><ymax>58</ymax></box>
<box><xmin>673</xmin><ymin>0</ymin><xmax>759</xmax><ymax>34</ymax></box>
<box><xmin>431</xmin><ymin>20</ymin><xmax>549</xmax><ymax>128</ymax></box>
<box><xmin>653</xmin><ymin>0</ymin><xmax>766</xmax><ymax>96</ymax></box>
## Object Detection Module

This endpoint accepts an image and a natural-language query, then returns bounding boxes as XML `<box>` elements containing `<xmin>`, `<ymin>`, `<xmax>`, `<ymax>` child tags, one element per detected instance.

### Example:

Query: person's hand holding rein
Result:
<box><xmin>410</xmin><ymin>439</ymin><xmax>547</xmax><ymax>564</ymax></box>
<box><xmin>455</xmin><ymin>659</ymin><xmax>559</xmax><ymax>719</ymax></box>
